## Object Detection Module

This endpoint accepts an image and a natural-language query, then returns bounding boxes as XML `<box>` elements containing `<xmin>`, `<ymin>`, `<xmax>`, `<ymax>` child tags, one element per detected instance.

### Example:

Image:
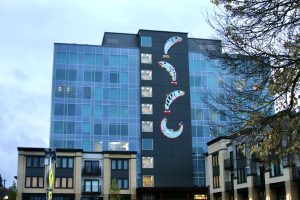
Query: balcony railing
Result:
<box><xmin>253</xmin><ymin>175</ymin><xmax>264</xmax><ymax>187</ymax></box>
<box><xmin>82</xmin><ymin>167</ymin><xmax>102</xmax><ymax>176</ymax></box>
<box><xmin>293</xmin><ymin>166</ymin><xmax>300</xmax><ymax>181</ymax></box>
<box><xmin>236</xmin><ymin>158</ymin><xmax>247</xmax><ymax>168</ymax></box>
<box><xmin>82</xmin><ymin>186</ymin><xmax>101</xmax><ymax>194</ymax></box>
<box><xmin>225</xmin><ymin>181</ymin><xmax>233</xmax><ymax>191</ymax></box>
<box><xmin>224</xmin><ymin>159</ymin><xmax>234</xmax><ymax>170</ymax></box>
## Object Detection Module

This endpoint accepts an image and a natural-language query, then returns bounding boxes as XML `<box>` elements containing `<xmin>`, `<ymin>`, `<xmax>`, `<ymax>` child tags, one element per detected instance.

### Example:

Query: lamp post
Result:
<box><xmin>44</xmin><ymin>148</ymin><xmax>56</xmax><ymax>200</ymax></box>
<box><xmin>3</xmin><ymin>195</ymin><xmax>8</xmax><ymax>200</ymax></box>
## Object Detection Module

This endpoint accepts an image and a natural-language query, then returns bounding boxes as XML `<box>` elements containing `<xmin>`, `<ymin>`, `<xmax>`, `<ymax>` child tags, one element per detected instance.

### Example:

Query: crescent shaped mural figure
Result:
<box><xmin>160</xmin><ymin>117</ymin><xmax>184</xmax><ymax>139</ymax></box>
<box><xmin>158</xmin><ymin>61</ymin><xmax>177</xmax><ymax>85</ymax></box>
<box><xmin>164</xmin><ymin>90</ymin><xmax>185</xmax><ymax>114</ymax></box>
<box><xmin>164</xmin><ymin>36</ymin><xmax>183</xmax><ymax>54</ymax></box>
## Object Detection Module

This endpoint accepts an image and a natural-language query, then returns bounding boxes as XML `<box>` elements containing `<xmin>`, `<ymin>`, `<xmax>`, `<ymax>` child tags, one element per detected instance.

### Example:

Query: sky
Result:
<box><xmin>0</xmin><ymin>0</ymin><xmax>216</xmax><ymax>186</ymax></box>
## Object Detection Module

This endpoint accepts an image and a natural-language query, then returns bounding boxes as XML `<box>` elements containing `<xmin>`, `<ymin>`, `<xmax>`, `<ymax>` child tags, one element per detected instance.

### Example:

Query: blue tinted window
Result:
<box><xmin>120</xmin><ymin>72</ymin><xmax>128</xmax><ymax>83</ymax></box>
<box><xmin>67</xmin><ymin>104</ymin><xmax>76</xmax><ymax>116</ymax></box>
<box><xmin>53</xmin><ymin>121</ymin><xmax>64</xmax><ymax>133</ymax></box>
<box><xmin>109</xmin><ymin>106</ymin><xmax>118</xmax><ymax>117</ymax></box>
<box><xmin>120</xmin><ymin>89</ymin><xmax>128</xmax><ymax>101</ymax></box>
<box><xmin>142</xmin><ymin>139</ymin><xmax>153</xmax><ymax>150</ymax></box>
<box><xmin>110</xmin><ymin>72</ymin><xmax>119</xmax><ymax>83</ymax></box>
<box><xmin>54</xmin><ymin>103</ymin><xmax>64</xmax><ymax>116</ymax></box>
<box><xmin>141</xmin><ymin>36</ymin><xmax>152</xmax><ymax>47</ymax></box>
<box><xmin>94</xmin><ymin>72</ymin><xmax>102</xmax><ymax>82</ymax></box>
<box><xmin>94</xmin><ymin>124</ymin><xmax>102</xmax><ymax>135</ymax></box>
<box><xmin>120</xmin><ymin>124</ymin><xmax>128</xmax><ymax>136</ymax></box>
<box><xmin>82</xmin><ymin>105</ymin><xmax>91</xmax><ymax>117</ymax></box>
<box><xmin>57</xmin><ymin>52</ymin><xmax>67</xmax><ymax>64</ymax></box>
<box><xmin>194</xmin><ymin>60</ymin><xmax>201</xmax><ymax>71</ymax></box>
<box><xmin>95</xmin><ymin>54</ymin><xmax>103</xmax><ymax>65</ymax></box>
<box><xmin>109</xmin><ymin>89</ymin><xmax>118</xmax><ymax>100</ymax></box>
<box><xmin>82</xmin><ymin>123</ymin><xmax>90</xmax><ymax>134</ymax></box>
<box><xmin>70</xmin><ymin>53</ymin><xmax>77</xmax><ymax>64</ymax></box>
<box><xmin>56</xmin><ymin>69</ymin><xmax>65</xmax><ymax>80</ymax></box>
<box><xmin>94</xmin><ymin>105</ymin><xmax>102</xmax><ymax>117</ymax></box>
<box><xmin>84</xmin><ymin>71</ymin><xmax>92</xmax><ymax>81</ymax></box>
<box><xmin>120</xmin><ymin>56</ymin><xmax>128</xmax><ymax>66</ymax></box>
<box><xmin>65</xmin><ymin>122</ymin><xmax>75</xmax><ymax>134</ymax></box>
<box><xmin>207</xmin><ymin>76</ymin><xmax>217</xmax><ymax>87</ymax></box>
<box><xmin>195</xmin><ymin>77</ymin><xmax>202</xmax><ymax>86</ymax></box>
<box><xmin>110</xmin><ymin>55</ymin><xmax>118</xmax><ymax>66</ymax></box>
<box><xmin>109</xmin><ymin>124</ymin><xmax>118</xmax><ymax>135</ymax></box>
<box><xmin>68</xmin><ymin>70</ymin><xmax>77</xmax><ymax>81</ymax></box>
<box><xmin>119</xmin><ymin>106</ymin><xmax>128</xmax><ymax>118</ymax></box>
<box><xmin>82</xmin><ymin>140</ymin><xmax>91</xmax><ymax>151</ymax></box>
<box><xmin>84</xmin><ymin>54</ymin><xmax>93</xmax><ymax>65</ymax></box>
<box><xmin>94</xmin><ymin>88</ymin><xmax>102</xmax><ymax>100</ymax></box>
<box><xmin>84</xmin><ymin>87</ymin><xmax>91</xmax><ymax>99</ymax></box>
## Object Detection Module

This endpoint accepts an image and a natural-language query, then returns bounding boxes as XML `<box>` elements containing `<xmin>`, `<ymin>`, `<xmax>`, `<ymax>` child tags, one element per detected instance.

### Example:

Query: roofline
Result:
<box><xmin>53</xmin><ymin>42</ymin><xmax>139</xmax><ymax>50</ymax></box>
<box><xmin>207</xmin><ymin>136</ymin><xmax>231</xmax><ymax>146</ymax></box>
<box><xmin>103</xmin><ymin>31</ymin><xmax>137</xmax><ymax>36</ymax></box>
<box><xmin>188</xmin><ymin>37</ymin><xmax>222</xmax><ymax>42</ymax></box>
<box><xmin>18</xmin><ymin>147</ymin><xmax>83</xmax><ymax>153</ymax></box>
<box><xmin>102</xmin><ymin>151</ymin><xmax>137</xmax><ymax>155</ymax></box>
<box><xmin>138</xmin><ymin>29</ymin><xmax>188</xmax><ymax>35</ymax></box>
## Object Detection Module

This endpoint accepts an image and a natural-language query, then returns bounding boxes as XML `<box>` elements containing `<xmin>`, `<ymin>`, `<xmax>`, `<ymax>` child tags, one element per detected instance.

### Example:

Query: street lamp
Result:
<box><xmin>3</xmin><ymin>195</ymin><xmax>8</xmax><ymax>200</ymax></box>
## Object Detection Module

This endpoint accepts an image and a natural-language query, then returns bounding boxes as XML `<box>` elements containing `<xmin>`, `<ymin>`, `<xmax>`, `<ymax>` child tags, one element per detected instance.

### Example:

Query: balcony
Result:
<box><xmin>253</xmin><ymin>176</ymin><xmax>264</xmax><ymax>187</ymax></box>
<box><xmin>236</xmin><ymin>158</ymin><xmax>247</xmax><ymax>168</ymax></box>
<box><xmin>82</xmin><ymin>186</ymin><xmax>101</xmax><ymax>195</ymax></box>
<box><xmin>82</xmin><ymin>166</ymin><xmax>102</xmax><ymax>176</ymax></box>
<box><xmin>224</xmin><ymin>159</ymin><xmax>234</xmax><ymax>170</ymax></box>
<box><xmin>293</xmin><ymin>166</ymin><xmax>300</xmax><ymax>181</ymax></box>
<box><xmin>225</xmin><ymin>181</ymin><xmax>233</xmax><ymax>191</ymax></box>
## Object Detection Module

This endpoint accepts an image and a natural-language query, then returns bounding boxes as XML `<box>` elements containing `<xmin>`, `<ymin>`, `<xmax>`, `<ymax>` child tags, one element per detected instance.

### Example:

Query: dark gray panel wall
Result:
<box><xmin>139</xmin><ymin>30</ymin><xmax>193</xmax><ymax>187</ymax></box>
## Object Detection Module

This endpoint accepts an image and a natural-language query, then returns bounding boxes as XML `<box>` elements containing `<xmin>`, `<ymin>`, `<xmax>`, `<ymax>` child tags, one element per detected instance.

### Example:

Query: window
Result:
<box><xmin>141</xmin><ymin>104</ymin><xmax>153</xmax><ymax>115</ymax></box>
<box><xmin>143</xmin><ymin>176</ymin><xmax>154</xmax><ymax>187</ymax></box>
<box><xmin>26</xmin><ymin>157</ymin><xmax>44</xmax><ymax>168</ymax></box>
<box><xmin>111</xmin><ymin>159</ymin><xmax>129</xmax><ymax>170</ymax></box>
<box><xmin>94</xmin><ymin>124</ymin><xmax>102</xmax><ymax>135</ymax></box>
<box><xmin>237</xmin><ymin>168</ymin><xmax>247</xmax><ymax>184</ymax></box>
<box><xmin>94</xmin><ymin>71</ymin><xmax>102</xmax><ymax>82</ymax></box>
<box><xmin>94</xmin><ymin>88</ymin><xmax>102</xmax><ymax>100</ymax></box>
<box><xmin>65</xmin><ymin>122</ymin><xmax>75</xmax><ymax>134</ymax></box>
<box><xmin>213</xmin><ymin>175</ymin><xmax>220</xmax><ymax>188</ymax></box>
<box><xmin>141</xmin><ymin>87</ymin><xmax>152</xmax><ymax>97</ymax></box>
<box><xmin>111</xmin><ymin>179</ymin><xmax>128</xmax><ymax>189</ymax></box>
<box><xmin>56</xmin><ymin>157</ymin><xmax>74</xmax><ymax>168</ymax></box>
<box><xmin>55</xmin><ymin>69</ymin><xmax>65</xmax><ymax>80</ymax></box>
<box><xmin>212</xmin><ymin>153</ymin><xmax>219</xmax><ymax>167</ymax></box>
<box><xmin>84</xmin><ymin>179</ymin><xmax>99</xmax><ymax>192</ymax></box>
<box><xmin>119</xmin><ymin>56</ymin><xmax>128</xmax><ymax>67</ymax></box>
<box><xmin>141</xmin><ymin>36</ymin><xmax>152</xmax><ymax>47</ymax></box>
<box><xmin>56</xmin><ymin>52</ymin><xmax>67</xmax><ymax>64</ymax></box>
<box><xmin>142</xmin><ymin>121</ymin><xmax>153</xmax><ymax>132</ymax></box>
<box><xmin>110</xmin><ymin>72</ymin><xmax>119</xmax><ymax>83</ymax></box>
<box><xmin>55</xmin><ymin>177</ymin><xmax>73</xmax><ymax>189</ymax></box>
<box><xmin>94</xmin><ymin>105</ymin><xmax>102</xmax><ymax>117</ymax></box>
<box><xmin>25</xmin><ymin>177</ymin><xmax>44</xmax><ymax>188</ymax></box>
<box><xmin>84</xmin><ymin>161</ymin><xmax>99</xmax><ymax>173</ymax></box>
<box><xmin>120</xmin><ymin>72</ymin><xmax>128</xmax><ymax>83</ymax></box>
<box><xmin>142</xmin><ymin>139</ymin><xmax>153</xmax><ymax>150</ymax></box>
<box><xmin>67</xmin><ymin>104</ymin><xmax>76</xmax><ymax>116</ymax></box>
<box><xmin>236</xmin><ymin>144</ymin><xmax>245</xmax><ymax>159</ymax></box>
<box><xmin>84</xmin><ymin>71</ymin><xmax>92</xmax><ymax>81</ymax></box>
<box><xmin>82</xmin><ymin>104</ymin><xmax>91</xmax><ymax>117</ymax></box>
<box><xmin>109</xmin><ymin>88</ymin><xmax>118</xmax><ymax>100</ymax></box>
<box><xmin>141</xmin><ymin>53</ymin><xmax>152</xmax><ymax>64</ymax></box>
<box><xmin>108</xmin><ymin>142</ymin><xmax>129</xmax><ymax>151</ymax></box>
<box><xmin>271</xmin><ymin>160</ymin><xmax>283</xmax><ymax>177</ymax></box>
<box><xmin>82</xmin><ymin>123</ymin><xmax>91</xmax><ymax>134</ymax></box>
<box><xmin>141</xmin><ymin>70</ymin><xmax>152</xmax><ymax>80</ymax></box>
<box><xmin>83</xmin><ymin>87</ymin><xmax>91</xmax><ymax>99</ymax></box>
<box><xmin>142</xmin><ymin>157</ymin><xmax>154</xmax><ymax>168</ymax></box>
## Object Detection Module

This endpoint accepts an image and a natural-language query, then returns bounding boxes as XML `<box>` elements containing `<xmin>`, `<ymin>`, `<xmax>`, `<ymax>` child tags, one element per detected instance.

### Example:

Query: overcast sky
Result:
<box><xmin>0</xmin><ymin>0</ymin><xmax>216</xmax><ymax>186</ymax></box>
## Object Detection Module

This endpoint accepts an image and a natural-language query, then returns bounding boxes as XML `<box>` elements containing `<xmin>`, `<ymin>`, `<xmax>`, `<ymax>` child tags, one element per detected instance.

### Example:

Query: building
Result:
<box><xmin>50</xmin><ymin>29</ymin><xmax>226</xmax><ymax>198</ymax></box>
<box><xmin>16</xmin><ymin>147</ymin><xmax>137</xmax><ymax>200</ymax></box>
<box><xmin>206</xmin><ymin>136</ymin><xmax>300</xmax><ymax>200</ymax></box>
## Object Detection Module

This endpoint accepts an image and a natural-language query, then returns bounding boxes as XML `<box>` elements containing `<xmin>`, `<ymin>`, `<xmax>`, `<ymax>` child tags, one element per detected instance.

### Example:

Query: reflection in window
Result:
<box><xmin>143</xmin><ymin>176</ymin><xmax>154</xmax><ymax>187</ymax></box>
<box><xmin>109</xmin><ymin>142</ymin><xmax>129</xmax><ymax>151</ymax></box>
<box><xmin>141</xmin><ymin>87</ymin><xmax>152</xmax><ymax>97</ymax></box>
<box><xmin>142</xmin><ymin>157</ymin><xmax>154</xmax><ymax>168</ymax></box>
<box><xmin>141</xmin><ymin>70</ymin><xmax>152</xmax><ymax>80</ymax></box>
<box><xmin>142</xmin><ymin>121</ymin><xmax>153</xmax><ymax>132</ymax></box>
<box><xmin>141</xmin><ymin>36</ymin><xmax>152</xmax><ymax>47</ymax></box>
<box><xmin>141</xmin><ymin>104</ymin><xmax>153</xmax><ymax>115</ymax></box>
<box><xmin>142</xmin><ymin>139</ymin><xmax>153</xmax><ymax>150</ymax></box>
<box><xmin>141</xmin><ymin>54</ymin><xmax>152</xmax><ymax>64</ymax></box>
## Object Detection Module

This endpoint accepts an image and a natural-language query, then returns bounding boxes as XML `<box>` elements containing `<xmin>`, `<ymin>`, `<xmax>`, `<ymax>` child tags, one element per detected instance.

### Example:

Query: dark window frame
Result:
<box><xmin>25</xmin><ymin>176</ymin><xmax>44</xmax><ymax>188</ymax></box>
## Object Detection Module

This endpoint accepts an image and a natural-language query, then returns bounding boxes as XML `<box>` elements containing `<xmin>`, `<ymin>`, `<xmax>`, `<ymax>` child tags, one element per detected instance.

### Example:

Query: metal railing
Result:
<box><xmin>82</xmin><ymin>166</ymin><xmax>102</xmax><ymax>176</ymax></box>
<box><xmin>224</xmin><ymin>159</ymin><xmax>234</xmax><ymax>170</ymax></box>
<box><xmin>225</xmin><ymin>181</ymin><xmax>233</xmax><ymax>191</ymax></box>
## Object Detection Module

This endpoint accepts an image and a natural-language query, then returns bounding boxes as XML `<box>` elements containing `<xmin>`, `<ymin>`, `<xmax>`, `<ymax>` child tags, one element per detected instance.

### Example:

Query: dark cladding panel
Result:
<box><xmin>102</xmin><ymin>32</ymin><xmax>138</xmax><ymax>48</ymax></box>
<box><xmin>139</xmin><ymin>30</ymin><xmax>193</xmax><ymax>187</ymax></box>
<box><xmin>188</xmin><ymin>38</ymin><xmax>222</xmax><ymax>55</ymax></box>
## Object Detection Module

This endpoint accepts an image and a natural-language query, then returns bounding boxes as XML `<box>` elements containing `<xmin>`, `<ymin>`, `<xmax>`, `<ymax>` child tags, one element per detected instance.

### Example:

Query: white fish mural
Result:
<box><xmin>164</xmin><ymin>36</ymin><xmax>183</xmax><ymax>54</ymax></box>
<box><xmin>164</xmin><ymin>90</ymin><xmax>185</xmax><ymax>114</ymax></box>
<box><xmin>158</xmin><ymin>61</ymin><xmax>177</xmax><ymax>85</ymax></box>
<box><xmin>160</xmin><ymin>118</ymin><xmax>183</xmax><ymax>139</ymax></box>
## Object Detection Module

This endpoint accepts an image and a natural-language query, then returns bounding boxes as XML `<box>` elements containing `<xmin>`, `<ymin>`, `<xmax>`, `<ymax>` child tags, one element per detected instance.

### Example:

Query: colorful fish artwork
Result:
<box><xmin>158</xmin><ymin>61</ymin><xmax>177</xmax><ymax>85</ymax></box>
<box><xmin>160</xmin><ymin>117</ymin><xmax>183</xmax><ymax>139</ymax></box>
<box><xmin>164</xmin><ymin>90</ymin><xmax>185</xmax><ymax>114</ymax></box>
<box><xmin>164</xmin><ymin>36</ymin><xmax>182</xmax><ymax>54</ymax></box>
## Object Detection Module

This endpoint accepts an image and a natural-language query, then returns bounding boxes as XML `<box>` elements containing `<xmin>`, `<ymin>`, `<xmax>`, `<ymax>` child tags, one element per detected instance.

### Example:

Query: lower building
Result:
<box><xmin>16</xmin><ymin>147</ymin><xmax>136</xmax><ymax>200</ymax></box>
<box><xmin>206</xmin><ymin>136</ymin><xmax>300</xmax><ymax>200</ymax></box>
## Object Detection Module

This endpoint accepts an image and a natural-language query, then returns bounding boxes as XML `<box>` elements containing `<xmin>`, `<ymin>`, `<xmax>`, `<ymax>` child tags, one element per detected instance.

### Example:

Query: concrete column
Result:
<box><xmin>265</xmin><ymin>184</ymin><xmax>276</xmax><ymax>200</ymax></box>
<box><xmin>285</xmin><ymin>180</ymin><xmax>299</xmax><ymax>200</ymax></box>
<box><xmin>234</xmin><ymin>189</ymin><xmax>238</xmax><ymax>200</ymax></box>
<box><xmin>222</xmin><ymin>191</ymin><xmax>229</xmax><ymax>200</ymax></box>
